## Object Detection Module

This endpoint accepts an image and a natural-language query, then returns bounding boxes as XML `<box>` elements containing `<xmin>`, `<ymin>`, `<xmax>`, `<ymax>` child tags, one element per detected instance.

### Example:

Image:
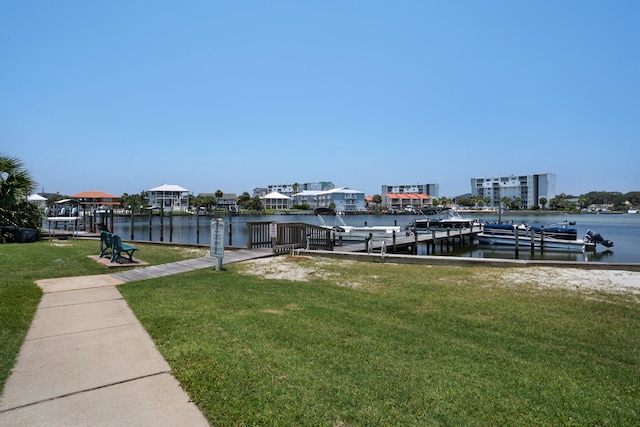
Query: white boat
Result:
<box><xmin>628</xmin><ymin>209</ymin><xmax>638</xmax><ymax>214</ymax></box>
<box><xmin>407</xmin><ymin>207</ymin><xmax>479</xmax><ymax>233</ymax></box>
<box><xmin>315</xmin><ymin>208</ymin><xmax>403</xmax><ymax>241</ymax></box>
<box><xmin>477</xmin><ymin>231</ymin><xmax>589</xmax><ymax>251</ymax></box>
<box><xmin>477</xmin><ymin>223</ymin><xmax>613</xmax><ymax>252</ymax></box>
<box><xmin>483</xmin><ymin>222</ymin><xmax>580</xmax><ymax>240</ymax></box>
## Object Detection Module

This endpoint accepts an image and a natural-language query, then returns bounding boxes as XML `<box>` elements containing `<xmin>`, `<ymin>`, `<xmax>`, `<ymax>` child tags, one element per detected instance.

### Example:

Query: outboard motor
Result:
<box><xmin>585</xmin><ymin>230</ymin><xmax>614</xmax><ymax>248</ymax></box>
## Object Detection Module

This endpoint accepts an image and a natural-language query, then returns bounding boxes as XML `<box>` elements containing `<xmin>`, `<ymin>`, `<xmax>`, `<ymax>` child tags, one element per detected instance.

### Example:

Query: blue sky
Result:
<box><xmin>2</xmin><ymin>1</ymin><xmax>638</xmax><ymax>198</ymax></box>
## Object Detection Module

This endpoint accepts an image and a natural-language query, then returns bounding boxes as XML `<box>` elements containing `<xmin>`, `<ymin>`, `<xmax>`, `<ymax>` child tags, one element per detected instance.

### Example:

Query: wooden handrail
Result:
<box><xmin>247</xmin><ymin>222</ymin><xmax>333</xmax><ymax>252</ymax></box>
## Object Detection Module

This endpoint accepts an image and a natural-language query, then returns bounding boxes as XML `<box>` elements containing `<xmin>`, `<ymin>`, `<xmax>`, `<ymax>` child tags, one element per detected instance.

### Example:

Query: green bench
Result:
<box><xmin>99</xmin><ymin>230</ymin><xmax>139</xmax><ymax>263</ymax></box>
<box><xmin>99</xmin><ymin>230</ymin><xmax>115</xmax><ymax>258</ymax></box>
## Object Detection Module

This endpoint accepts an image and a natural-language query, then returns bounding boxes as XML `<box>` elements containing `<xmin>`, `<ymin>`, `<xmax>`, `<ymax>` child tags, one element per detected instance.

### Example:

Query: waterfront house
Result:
<box><xmin>27</xmin><ymin>193</ymin><xmax>47</xmax><ymax>209</ymax></box>
<box><xmin>199</xmin><ymin>192</ymin><xmax>238</xmax><ymax>212</ymax></box>
<box><xmin>291</xmin><ymin>187</ymin><xmax>366</xmax><ymax>212</ymax></box>
<box><xmin>260</xmin><ymin>191</ymin><xmax>291</xmax><ymax>210</ymax></box>
<box><xmin>148</xmin><ymin>184</ymin><xmax>190</xmax><ymax>213</ymax></box>
<box><xmin>317</xmin><ymin>187</ymin><xmax>365</xmax><ymax>212</ymax></box>
<box><xmin>217</xmin><ymin>193</ymin><xmax>237</xmax><ymax>211</ymax></box>
<box><xmin>70</xmin><ymin>191</ymin><xmax>120</xmax><ymax>213</ymax></box>
<box><xmin>291</xmin><ymin>190</ymin><xmax>323</xmax><ymax>209</ymax></box>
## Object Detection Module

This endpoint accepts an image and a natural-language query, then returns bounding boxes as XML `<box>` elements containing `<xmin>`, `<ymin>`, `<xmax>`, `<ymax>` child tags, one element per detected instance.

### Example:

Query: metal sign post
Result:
<box><xmin>210</xmin><ymin>218</ymin><xmax>225</xmax><ymax>270</ymax></box>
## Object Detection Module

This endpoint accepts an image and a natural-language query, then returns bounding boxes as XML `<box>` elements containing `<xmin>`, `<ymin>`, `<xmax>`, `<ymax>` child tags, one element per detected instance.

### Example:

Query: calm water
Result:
<box><xmin>110</xmin><ymin>212</ymin><xmax>640</xmax><ymax>264</ymax></box>
<box><xmin>442</xmin><ymin>212</ymin><xmax>640</xmax><ymax>263</ymax></box>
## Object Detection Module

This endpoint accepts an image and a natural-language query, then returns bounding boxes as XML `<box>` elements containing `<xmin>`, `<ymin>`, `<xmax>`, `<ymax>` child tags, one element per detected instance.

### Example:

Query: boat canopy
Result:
<box><xmin>314</xmin><ymin>207</ymin><xmax>337</xmax><ymax>216</ymax></box>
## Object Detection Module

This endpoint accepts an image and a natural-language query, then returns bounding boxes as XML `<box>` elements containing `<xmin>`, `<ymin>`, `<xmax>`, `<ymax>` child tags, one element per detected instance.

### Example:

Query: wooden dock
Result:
<box><xmin>246</xmin><ymin>221</ymin><xmax>481</xmax><ymax>255</ymax></box>
<box><xmin>336</xmin><ymin>228</ymin><xmax>480</xmax><ymax>254</ymax></box>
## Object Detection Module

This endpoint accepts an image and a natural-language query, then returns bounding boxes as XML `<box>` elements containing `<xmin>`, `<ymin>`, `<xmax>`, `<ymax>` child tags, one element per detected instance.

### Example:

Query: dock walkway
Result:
<box><xmin>110</xmin><ymin>248</ymin><xmax>273</xmax><ymax>282</ymax></box>
<box><xmin>338</xmin><ymin>228</ymin><xmax>479</xmax><ymax>253</ymax></box>
<box><xmin>0</xmin><ymin>248</ymin><xmax>274</xmax><ymax>426</ymax></box>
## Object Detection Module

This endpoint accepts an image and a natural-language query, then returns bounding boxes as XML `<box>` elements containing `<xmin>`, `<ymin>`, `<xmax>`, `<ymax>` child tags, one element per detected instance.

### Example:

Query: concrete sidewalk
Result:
<box><xmin>0</xmin><ymin>274</ymin><xmax>210</xmax><ymax>426</ymax></box>
<box><xmin>0</xmin><ymin>250</ymin><xmax>274</xmax><ymax>425</ymax></box>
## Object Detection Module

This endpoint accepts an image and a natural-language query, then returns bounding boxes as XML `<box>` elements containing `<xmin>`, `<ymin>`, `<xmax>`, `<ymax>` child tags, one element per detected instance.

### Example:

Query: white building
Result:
<box><xmin>27</xmin><ymin>193</ymin><xmax>47</xmax><ymax>209</ymax></box>
<box><xmin>291</xmin><ymin>190</ymin><xmax>323</xmax><ymax>208</ymax></box>
<box><xmin>260</xmin><ymin>191</ymin><xmax>291</xmax><ymax>210</ymax></box>
<box><xmin>381</xmin><ymin>183</ymin><xmax>439</xmax><ymax>198</ymax></box>
<box><xmin>148</xmin><ymin>184</ymin><xmax>190</xmax><ymax>213</ymax></box>
<box><xmin>292</xmin><ymin>187</ymin><xmax>366</xmax><ymax>212</ymax></box>
<box><xmin>253</xmin><ymin>187</ymin><xmax>268</xmax><ymax>198</ymax></box>
<box><xmin>264</xmin><ymin>182</ymin><xmax>335</xmax><ymax>198</ymax></box>
<box><xmin>470</xmin><ymin>173</ymin><xmax>556</xmax><ymax>209</ymax></box>
<box><xmin>380</xmin><ymin>183</ymin><xmax>438</xmax><ymax>210</ymax></box>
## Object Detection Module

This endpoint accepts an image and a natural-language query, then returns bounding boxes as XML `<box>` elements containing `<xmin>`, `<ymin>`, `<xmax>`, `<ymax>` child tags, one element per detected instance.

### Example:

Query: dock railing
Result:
<box><xmin>247</xmin><ymin>222</ymin><xmax>334</xmax><ymax>254</ymax></box>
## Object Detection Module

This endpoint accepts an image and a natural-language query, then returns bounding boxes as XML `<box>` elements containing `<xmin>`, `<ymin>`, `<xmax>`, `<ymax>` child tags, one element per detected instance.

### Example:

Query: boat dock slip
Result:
<box><xmin>246</xmin><ymin>221</ymin><xmax>481</xmax><ymax>255</ymax></box>
<box><xmin>338</xmin><ymin>228</ymin><xmax>479</xmax><ymax>254</ymax></box>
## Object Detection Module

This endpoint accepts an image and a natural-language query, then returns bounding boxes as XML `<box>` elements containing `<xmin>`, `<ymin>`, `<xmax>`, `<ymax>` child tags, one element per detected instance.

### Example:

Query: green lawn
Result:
<box><xmin>120</xmin><ymin>257</ymin><xmax>640</xmax><ymax>426</ymax></box>
<box><xmin>0</xmin><ymin>238</ymin><xmax>208</xmax><ymax>395</ymax></box>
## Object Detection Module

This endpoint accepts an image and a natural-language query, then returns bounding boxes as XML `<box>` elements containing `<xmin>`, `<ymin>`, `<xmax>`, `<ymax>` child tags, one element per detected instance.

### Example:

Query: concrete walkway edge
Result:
<box><xmin>0</xmin><ymin>250</ymin><xmax>273</xmax><ymax>426</ymax></box>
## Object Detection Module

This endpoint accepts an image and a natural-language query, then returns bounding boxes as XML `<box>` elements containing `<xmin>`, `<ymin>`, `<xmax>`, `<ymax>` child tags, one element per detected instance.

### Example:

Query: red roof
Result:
<box><xmin>70</xmin><ymin>191</ymin><xmax>119</xmax><ymax>199</ymax></box>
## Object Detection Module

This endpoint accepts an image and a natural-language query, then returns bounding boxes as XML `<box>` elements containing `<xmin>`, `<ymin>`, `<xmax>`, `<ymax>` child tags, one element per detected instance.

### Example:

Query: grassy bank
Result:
<box><xmin>121</xmin><ymin>257</ymin><xmax>640</xmax><ymax>425</ymax></box>
<box><xmin>0</xmin><ymin>238</ymin><xmax>208</xmax><ymax>395</ymax></box>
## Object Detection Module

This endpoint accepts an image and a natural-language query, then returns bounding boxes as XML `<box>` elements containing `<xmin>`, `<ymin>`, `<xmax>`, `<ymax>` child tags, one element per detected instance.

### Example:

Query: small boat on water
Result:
<box><xmin>314</xmin><ymin>208</ymin><xmax>402</xmax><ymax>241</ymax></box>
<box><xmin>484</xmin><ymin>221</ymin><xmax>579</xmax><ymax>240</ymax></box>
<box><xmin>477</xmin><ymin>222</ymin><xmax>614</xmax><ymax>252</ymax></box>
<box><xmin>406</xmin><ymin>207</ymin><xmax>478</xmax><ymax>233</ymax></box>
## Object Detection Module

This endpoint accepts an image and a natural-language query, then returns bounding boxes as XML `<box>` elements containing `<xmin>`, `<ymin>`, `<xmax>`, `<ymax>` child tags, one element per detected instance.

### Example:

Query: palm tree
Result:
<box><xmin>201</xmin><ymin>195</ymin><xmax>216</xmax><ymax>214</ymax></box>
<box><xmin>248</xmin><ymin>196</ymin><xmax>263</xmax><ymax>211</ymax></box>
<box><xmin>501</xmin><ymin>197</ymin><xmax>512</xmax><ymax>210</ymax></box>
<box><xmin>539</xmin><ymin>197</ymin><xmax>547</xmax><ymax>210</ymax></box>
<box><xmin>0</xmin><ymin>153</ymin><xmax>42</xmax><ymax>239</ymax></box>
<box><xmin>214</xmin><ymin>189</ymin><xmax>224</xmax><ymax>215</ymax></box>
<box><xmin>122</xmin><ymin>191</ymin><xmax>148</xmax><ymax>215</ymax></box>
<box><xmin>237</xmin><ymin>192</ymin><xmax>251</xmax><ymax>210</ymax></box>
<box><xmin>512</xmin><ymin>197</ymin><xmax>522</xmax><ymax>210</ymax></box>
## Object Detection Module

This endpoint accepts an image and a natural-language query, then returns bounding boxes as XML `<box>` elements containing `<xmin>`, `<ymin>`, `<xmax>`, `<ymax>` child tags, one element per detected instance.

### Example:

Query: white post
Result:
<box><xmin>210</xmin><ymin>218</ymin><xmax>225</xmax><ymax>270</ymax></box>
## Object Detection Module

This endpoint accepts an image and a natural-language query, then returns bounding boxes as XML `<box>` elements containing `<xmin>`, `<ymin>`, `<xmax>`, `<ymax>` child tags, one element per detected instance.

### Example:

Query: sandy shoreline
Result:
<box><xmin>240</xmin><ymin>256</ymin><xmax>640</xmax><ymax>297</ymax></box>
<box><xmin>498</xmin><ymin>267</ymin><xmax>640</xmax><ymax>295</ymax></box>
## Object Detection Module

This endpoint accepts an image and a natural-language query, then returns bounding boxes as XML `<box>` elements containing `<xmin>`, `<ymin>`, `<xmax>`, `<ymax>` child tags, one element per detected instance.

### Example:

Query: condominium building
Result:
<box><xmin>263</xmin><ymin>181</ymin><xmax>335</xmax><ymax>198</ymax></box>
<box><xmin>381</xmin><ymin>183</ymin><xmax>439</xmax><ymax>198</ymax></box>
<box><xmin>291</xmin><ymin>187</ymin><xmax>366</xmax><ymax>212</ymax></box>
<box><xmin>380</xmin><ymin>183</ymin><xmax>438</xmax><ymax>211</ymax></box>
<box><xmin>470</xmin><ymin>173</ymin><xmax>556</xmax><ymax>209</ymax></box>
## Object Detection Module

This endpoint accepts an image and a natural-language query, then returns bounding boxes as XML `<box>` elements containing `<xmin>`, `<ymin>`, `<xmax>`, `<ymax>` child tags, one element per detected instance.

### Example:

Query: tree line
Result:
<box><xmin>453</xmin><ymin>191</ymin><xmax>640</xmax><ymax>211</ymax></box>
<box><xmin>42</xmin><ymin>189</ymin><xmax>267</xmax><ymax>214</ymax></box>
<box><xmin>118</xmin><ymin>190</ymin><xmax>267</xmax><ymax>213</ymax></box>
